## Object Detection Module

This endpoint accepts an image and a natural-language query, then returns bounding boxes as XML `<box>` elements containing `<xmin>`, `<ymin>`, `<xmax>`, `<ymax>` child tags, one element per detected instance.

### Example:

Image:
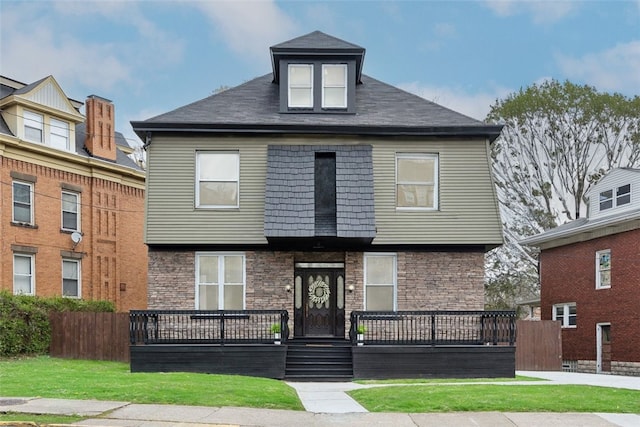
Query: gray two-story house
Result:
<box><xmin>131</xmin><ymin>31</ymin><xmax>510</xmax><ymax>380</ymax></box>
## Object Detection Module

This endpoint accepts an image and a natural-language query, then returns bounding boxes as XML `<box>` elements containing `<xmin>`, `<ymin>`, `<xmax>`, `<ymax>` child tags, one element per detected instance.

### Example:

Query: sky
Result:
<box><xmin>1</xmin><ymin>0</ymin><xmax>639</xmax><ymax>148</ymax></box>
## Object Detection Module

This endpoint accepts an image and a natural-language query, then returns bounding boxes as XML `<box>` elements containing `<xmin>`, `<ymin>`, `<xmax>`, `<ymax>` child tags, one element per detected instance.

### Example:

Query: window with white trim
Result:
<box><xmin>50</xmin><ymin>118</ymin><xmax>70</xmax><ymax>151</ymax></box>
<box><xmin>553</xmin><ymin>303</ymin><xmax>577</xmax><ymax>328</ymax></box>
<box><xmin>322</xmin><ymin>64</ymin><xmax>347</xmax><ymax>108</ymax></box>
<box><xmin>288</xmin><ymin>64</ymin><xmax>313</xmax><ymax>108</ymax></box>
<box><xmin>396</xmin><ymin>153</ymin><xmax>438</xmax><ymax>209</ymax></box>
<box><xmin>616</xmin><ymin>184</ymin><xmax>631</xmax><ymax>206</ymax></box>
<box><xmin>14</xmin><ymin>254</ymin><xmax>35</xmax><ymax>295</ymax></box>
<box><xmin>61</xmin><ymin>191</ymin><xmax>80</xmax><ymax>231</ymax></box>
<box><xmin>596</xmin><ymin>250</ymin><xmax>611</xmax><ymax>289</ymax></box>
<box><xmin>196</xmin><ymin>152</ymin><xmax>239</xmax><ymax>208</ymax></box>
<box><xmin>62</xmin><ymin>259</ymin><xmax>81</xmax><ymax>298</ymax></box>
<box><xmin>364</xmin><ymin>253</ymin><xmax>396</xmax><ymax>311</ymax></box>
<box><xmin>600</xmin><ymin>184</ymin><xmax>631</xmax><ymax>211</ymax></box>
<box><xmin>196</xmin><ymin>253</ymin><xmax>245</xmax><ymax>309</ymax></box>
<box><xmin>12</xmin><ymin>181</ymin><xmax>33</xmax><ymax>224</ymax></box>
<box><xmin>24</xmin><ymin>111</ymin><xmax>44</xmax><ymax>143</ymax></box>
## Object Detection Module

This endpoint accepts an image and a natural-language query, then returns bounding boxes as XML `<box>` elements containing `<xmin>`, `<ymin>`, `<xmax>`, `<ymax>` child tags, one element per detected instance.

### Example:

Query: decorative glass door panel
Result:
<box><xmin>293</xmin><ymin>268</ymin><xmax>345</xmax><ymax>337</ymax></box>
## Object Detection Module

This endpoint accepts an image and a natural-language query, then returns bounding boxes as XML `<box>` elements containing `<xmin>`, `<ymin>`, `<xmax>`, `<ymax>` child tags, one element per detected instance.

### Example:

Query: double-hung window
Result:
<box><xmin>61</xmin><ymin>191</ymin><xmax>80</xmax><ymax>231</ymax></box>
<box><xmin>553</xmin><ymin>303</ymin><xmax>577</xmax><ymax>328</ymax></box>
<box><xmin>596</xmin><ymin>250</ymin><xmax>611</xmax><ymax>289</ymax></box>
<box><xmin>322</xmin><ymin>64</ymin><xmax>347</xmax><ymax>108</ymax></box>
<box><xmin>600</xmin><ymin>184</ymin><xmax>631</xmax><ymax>211</ymax></box>
<box><xmin>196</xmin><ymin>152</ymin><xmax>239</xmax><ymax>208</ymax></box>
<box><xmin>50</xmin><ymin>118</ymin><xmax>70</xmax><ymax>151</ymax></box>
<box><xmin>13</xmin><ymin>181</ymin><xmax>33</xmax><ymax>224</ymax></box>
<box><xmin>288</xmin><ymin>64</ymin><xmax>313</xmax><ymax>108</ymax></box>
<box><xmin>196</xmin><ymin>253</ymin><xmax>245</xmax><ymax>310</ymax></box>
<box><xmin>616</xmin><ymin>184</ymin><xmax>631</xmax><ymax>206</ymax></box>
<box><xmin>364</xmin><ymin>253</ymin><xmax>396</xmax><ymax>311</ymax></box>
<box><xmin>62</xmin><ymin>259</ymin><xmax>81</xmax><ymax>298</ymax></box>
<box><xmin>24</xmin><ymin>111</ymin><xmax>44</xmax><ymax>143</ymax></box>
<box><xmin>396</xmin><ymin>153</ymin><xmax>438</xmax><ymax>209</ymax></box>
<box><xmin>14</xmin><ymin>254</ymin><xmax>35</xmax><ymax>295</ymax></box>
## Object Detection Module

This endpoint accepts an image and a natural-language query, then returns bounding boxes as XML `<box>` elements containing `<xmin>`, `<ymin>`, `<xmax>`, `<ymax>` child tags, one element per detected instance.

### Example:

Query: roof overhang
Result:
<box><xmin>521</xmin><ymin>209</ymin><xmax>640</xmax><ymax>250</ymax></box>
<box><xmin>131</xmin><ymin>122</ymin><xmax>503</xmax><ymax>142</ymax></box>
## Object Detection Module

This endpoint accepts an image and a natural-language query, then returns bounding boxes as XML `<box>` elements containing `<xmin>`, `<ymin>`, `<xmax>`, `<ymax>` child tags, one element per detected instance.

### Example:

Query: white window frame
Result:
<box><xmin>599</xmin><ymin>189</ymin><xmax>613</xmax><ymax>211</ymax></box>
<box><xmin>62</xmin><ymin>259</ymin><xmax>81</xmax><ymax>298</ymax></box>
<box><xmin>24</xmin><ymin>110</ymin><xmax>44</xmax><ymax>143</ymax></box>
<box><xmin>195</xmin><ymin>252</ymin><xmax>246</xmax><ymax>310</ymax></box>
<box><xmin>595</xmin><ymin>249</ymin><xmax>611</xmax><ymax>289</ymax></box>
<box><xmin>61</xmin><ymin>191</ymin><xmax>81</xmax><ymax>231</ymax></box>
<box><xmin>363</xmin><ymin>253</ymin><xmax>397</xmax><ymax>311</ymax></box>
<box><xmin>395</xmin><ymin>153</ymin><xmax>439</xmax><ymax>210</ymax></box>
<box><xmin>615</xmin><ymin>184</ymin><xmax>631</xmax><ymax>207</ymax></box>
<box><xmin>12</xmin><ymin>181</ymin><xmax>34</xmax><ymax>225</ymax></box>
<box><xmin>50</xmin><ymin>118</ymin><xmax>70</xmax><ymax>151</ymax></box>
<box><xmin>553</xmin><ymin>303</ymin><xmax>577</xmax><ymax>328</ymax></box>
<box><xmin>195</xmin><ymin>151</ymin><xmax>240</xmax><ymax>209</ymax></box>
<box><xmin>13</xmin><ymin>254</ymin><xmax>35</xmax><ymax>295</ymax></box>
<box><xmin>288</xmin><ymin>64</ymin><xmax>314</xmax><ymax>108</ymax></box>
<box><xmin>321</xmin><ymin>64</ymin><xmax>347</xmax><ymax>109</ymax></box>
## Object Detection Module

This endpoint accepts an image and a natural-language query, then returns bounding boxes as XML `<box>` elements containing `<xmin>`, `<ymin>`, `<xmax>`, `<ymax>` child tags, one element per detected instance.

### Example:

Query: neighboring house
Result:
<box><xmin>522</xmin><ymin>168</ymin><xmax>640</xmax><ymax>376</ymax></box>
<box><xmin>0</xmin><ymin>75</ymin><xmax>147</xmax><ymax>312</ymax></box>
<box><xmin>130</xmin><ymin>32</ymin><xmax>510</xmax><ymax>379</ymax></box>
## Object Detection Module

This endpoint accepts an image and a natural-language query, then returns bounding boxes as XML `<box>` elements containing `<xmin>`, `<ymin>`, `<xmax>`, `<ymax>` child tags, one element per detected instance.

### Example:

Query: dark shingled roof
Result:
<box><xmin>271</xmin><ymin>31</ymin><xmax>364</xmax><ymax>51</ymax></box>
<box><xmin>264</xmin><ymin>145</ymin><xmax>375</xmax><ymax>240</ymax></box>
<box><xmin>134</xmin><ymin>74</ymin><xmax>498</xmax><ymax>138</ymax></box>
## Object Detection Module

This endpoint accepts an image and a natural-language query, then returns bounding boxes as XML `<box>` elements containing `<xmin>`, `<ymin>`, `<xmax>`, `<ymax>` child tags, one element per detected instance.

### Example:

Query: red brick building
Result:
<box><xmin>523</xmin><ymin>168</ymin><xmax>640</xmax><ymax>376</ymax></box>
<box><xmin>0</xmin><ymin>75</ymin><xmax>147</xmax><ymax>311</ymax></box>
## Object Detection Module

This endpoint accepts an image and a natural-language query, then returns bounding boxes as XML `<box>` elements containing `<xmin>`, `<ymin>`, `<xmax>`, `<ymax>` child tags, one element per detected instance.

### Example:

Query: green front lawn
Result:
<box><xmin>349</xmin><ymin>384</ymin><xmax>640</xmax><ymax>413</ymax></box>
<box><xmin>0</xmin><ymin>356</ymin><xmax>303</xmax><ymax>410</ymax></box>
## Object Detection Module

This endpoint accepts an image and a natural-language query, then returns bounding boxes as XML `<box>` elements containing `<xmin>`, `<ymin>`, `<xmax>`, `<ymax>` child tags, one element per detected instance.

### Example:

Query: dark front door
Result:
<box><xmin>293</xmin><ymin>267</ymin><xmax>345</xmax><ymax>337</ymax></box>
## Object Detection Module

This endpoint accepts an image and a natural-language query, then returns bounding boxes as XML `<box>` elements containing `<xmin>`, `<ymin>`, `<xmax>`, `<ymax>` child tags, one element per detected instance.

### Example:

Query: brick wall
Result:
<box><xmin>540</xmin><ymin>228</ymin><xmax>640</xmax><ymax>365</ymax></box>
<box><xmin>148</xmin><ymin>249</ymin><xmax>484</xmax><ymax>313</ymax></box>
<box><xmin>1</xmin><ymin>157</ymin><xmax>147</xmax><ymax>311</ymax></box>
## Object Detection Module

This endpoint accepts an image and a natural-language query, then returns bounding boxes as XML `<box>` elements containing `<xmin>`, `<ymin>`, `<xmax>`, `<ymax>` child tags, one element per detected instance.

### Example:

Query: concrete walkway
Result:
<box><xmin>1</xmin><ymin>371</ymin><xmax>639</xmax><ymax>426</ymax></box>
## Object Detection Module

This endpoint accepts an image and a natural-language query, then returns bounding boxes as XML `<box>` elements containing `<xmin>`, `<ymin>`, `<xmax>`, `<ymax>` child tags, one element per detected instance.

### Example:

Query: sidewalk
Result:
<box><xmin>1</xmin><ymin>371</ymin><xmax>639</xmax><ymax>427</ymax></box>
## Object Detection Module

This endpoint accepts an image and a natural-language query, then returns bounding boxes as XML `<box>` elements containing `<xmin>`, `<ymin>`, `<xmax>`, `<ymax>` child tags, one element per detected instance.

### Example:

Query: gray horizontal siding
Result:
<box><xmin>146</xmin><ymin>136</ymin><xmax>503</xmax><ymax>246</ymax></box>
<box><xmin>371</xmin><ymin>139</ymin><xmax>503</xmax><ymax>245</ymax></box>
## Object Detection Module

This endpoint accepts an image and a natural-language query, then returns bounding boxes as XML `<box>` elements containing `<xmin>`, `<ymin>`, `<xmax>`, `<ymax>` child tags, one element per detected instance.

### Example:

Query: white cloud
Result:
<box><xmin>483</xmin><ymin>0</ymin><xmax>576</xmax><ymax>24</ymax></box>
<box><xmin>398</xmin><ymin>82</ymin><xmax>513</xmax><ymax>121</ymax></box>
<box><xmin>556</xmin><ymin>41</ymin><xmax>640</xmax><ymax>94</ymax></box>
<box><xmin>191</xmin><ymin>0</ymin><xmax>298</xmax><ymax>66</ymax></box>
<box><xmin>0</xmin><ymin>1</ymin><xmax>183</xmax><ymax>95</ymax></box>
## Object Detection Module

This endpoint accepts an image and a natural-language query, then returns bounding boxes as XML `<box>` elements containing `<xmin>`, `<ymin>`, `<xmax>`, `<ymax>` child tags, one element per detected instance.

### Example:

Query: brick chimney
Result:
<box><xmin>85</xmin><ymin>95</ymin><xmax>116</xmax><ymax>161</ymax></box>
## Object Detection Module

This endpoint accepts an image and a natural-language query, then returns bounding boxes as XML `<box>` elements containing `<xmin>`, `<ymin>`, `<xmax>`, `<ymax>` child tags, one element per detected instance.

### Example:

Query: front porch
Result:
<box><xmin>129</xmin><ymin>310</ymin><xmax>516</xmax><ymax>380</ymax></box>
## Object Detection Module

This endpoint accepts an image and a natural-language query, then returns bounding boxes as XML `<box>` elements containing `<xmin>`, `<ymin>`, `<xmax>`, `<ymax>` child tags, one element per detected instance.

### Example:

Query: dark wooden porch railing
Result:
<box><xmin>349</xmin><ymin>310</ymin><xmax>516</xmax><ymax>346</ymax></box>
<box><xmin>130</xmin><ymin>310</ymin><xmax>289</xmax><ymax>345</ymax></box>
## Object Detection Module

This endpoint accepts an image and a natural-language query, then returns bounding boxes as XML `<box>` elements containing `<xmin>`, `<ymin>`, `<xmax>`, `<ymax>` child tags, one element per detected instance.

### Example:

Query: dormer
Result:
<box><xmin>0</xmin><ymin>75</ymin><xmax>84</xmax><ymax>153</ymax></box>
<box><xmin>270</xmin><ymin>31</ymin><xmax>365</xmax><ymax>114</ymax></box>
<box><xmin>588</xmin><ymin>168</ymin><xmax>640</xmax><ymax>220</ymax></box>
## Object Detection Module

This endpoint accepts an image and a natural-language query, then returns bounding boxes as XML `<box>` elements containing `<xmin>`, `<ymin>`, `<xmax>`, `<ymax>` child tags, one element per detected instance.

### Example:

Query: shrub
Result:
<box><xmin>0</xmin><ymin>291</ymin><xmax>115</xmax><ymax>357</ymax></box>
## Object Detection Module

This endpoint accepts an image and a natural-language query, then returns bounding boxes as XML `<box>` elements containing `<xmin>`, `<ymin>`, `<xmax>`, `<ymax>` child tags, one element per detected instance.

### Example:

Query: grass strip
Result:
<box><xmin>355</xmin><ymin>375</ymin><xmax>544</xmax><ymax>384</ymax></box>
<box><xmin>348</xmin><ymin>384</ymin><xmax>640</xmax><ymax>413</ymax></box>
<box><xmin>0</xmin><ymin>356</ymin><xmax>303</xmax><ymax>410</ymax></box>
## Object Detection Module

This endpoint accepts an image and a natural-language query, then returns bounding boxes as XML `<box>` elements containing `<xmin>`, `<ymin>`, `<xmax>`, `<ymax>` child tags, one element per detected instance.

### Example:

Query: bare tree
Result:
<box><xmin>485</xmin><ymin>80</ymin><xmax>640</xmax><ymax>308</ymax></box>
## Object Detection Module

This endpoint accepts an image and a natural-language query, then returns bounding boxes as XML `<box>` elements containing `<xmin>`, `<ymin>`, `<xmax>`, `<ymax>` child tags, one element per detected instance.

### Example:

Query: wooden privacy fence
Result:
<box><xmin>515</xmin><ymin>320</ymin><xmax>562</xmax><ymax>371</ymax></box>
<box><xmin>49</xmin><ymin>312</ymin><xmax>130</xmax><ymax>362</ymax></box>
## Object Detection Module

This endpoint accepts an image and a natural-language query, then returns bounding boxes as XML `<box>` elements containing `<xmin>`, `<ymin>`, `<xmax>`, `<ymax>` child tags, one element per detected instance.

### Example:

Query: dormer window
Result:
<box><xmin>322</xmin><ymin>64</ymin><xmax>347</xmax><ymax>108</ymax></box>
<box><xmin>280</xmin><ymin>60</ymin><xmax>355</xmax><ymax>113</ymax></box>
<box><xmin>24</xmin><ymin>111</ymin><xmax>44</xmax><ymax>143</ymax></box>
<box><xmin>600</xmin><ymin>184</ymin><xmax>631</xmax><ymax>212</ymax></box>
<box><xmin>288</xmin><ymin>64</ymin><xmax>313</xmax><ymax>108</ymax></box>
<box><xmin>616</xmin><ymin>184</ymin><xmax>630</xmax><ymax>206</ymax></box>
